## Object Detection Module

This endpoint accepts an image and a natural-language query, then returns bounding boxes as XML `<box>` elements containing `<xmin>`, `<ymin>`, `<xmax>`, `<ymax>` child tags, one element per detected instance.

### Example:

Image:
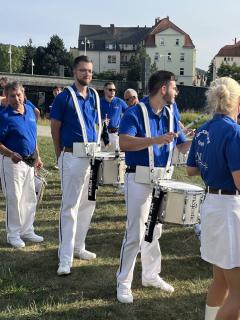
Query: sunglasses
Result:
<box><xmin>107</xmin><ymin>88</ymin><xmax>116</xmax><ymax>92</ymax></box>
<box><xmin>125</xmin><ymin>97</ymin><xmax>135</xmax><ymax>102</ymax></box>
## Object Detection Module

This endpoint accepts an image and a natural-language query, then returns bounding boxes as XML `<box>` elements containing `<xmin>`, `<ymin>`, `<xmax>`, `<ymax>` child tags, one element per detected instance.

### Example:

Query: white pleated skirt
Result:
<box><xmin>200</xmin><ymin>193</ymin><xmax>240</xmax><ymax>269</ymax></box>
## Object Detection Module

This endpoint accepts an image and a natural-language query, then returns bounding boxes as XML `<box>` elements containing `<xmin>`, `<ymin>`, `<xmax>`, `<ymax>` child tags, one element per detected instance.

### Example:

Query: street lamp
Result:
<box><xmin>8</xmin><ymin>44</ymin><xmax>12</xmax><ymax>73</ymax></box>
<box><xmin>81</xmin><ymin>37</ymin><xmax>90</xmax><ymax>55</ymax></box>
<box><xmin>31</xmin><ymin>59</ymin><xmax>35</xmax><ymax>75</ymax></box>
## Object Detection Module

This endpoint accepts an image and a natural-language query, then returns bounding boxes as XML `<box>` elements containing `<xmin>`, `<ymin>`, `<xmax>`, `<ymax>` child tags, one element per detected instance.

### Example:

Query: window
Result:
<box><xmin>108</xmin><ymin>55</ymin><xmax>116</xmax><ymax>64</ymax></box>
<box><xmin>179</xmin><ymin>82</ymin><xmax>184</xmax><ymax>85</ymax></box>
<box><xmin>180</xmin><ymin>68</ymin><xmax>184</xmax><ymax>75</ymax></box>
<box><xmin>167</xmin><ymin>53</ymin><xmax>171</xmax><ymax>61</ymax></box>
<box><xmin>224</xmin><ymin>57</ymin><xmax>227</xmax><ymax>61</ymax></box>
<box><xmin>176</xmin><ymin>39</ymin><xmax>180</xmax><ymax>45</ymax></box>
<box><xmin>159</xmin><ymin>38</ymin><xmax>165</xmax><ymax>46</ymax></box>
<box><xmin>154</xmin><ymin>52</ymin><xmax>159</xmax><ymax>61</ymax></box>
<box><xmin>180</xmin><ymin>53</ymin><xmax>184</xmax><ymax>61</ymax></box>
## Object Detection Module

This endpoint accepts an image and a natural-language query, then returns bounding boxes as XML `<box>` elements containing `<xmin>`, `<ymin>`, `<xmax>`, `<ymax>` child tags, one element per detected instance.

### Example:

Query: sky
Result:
<box><xmin>0</xmin><ymin>0</ymin><xmax>239</xmax><ymax>71</ymax></box>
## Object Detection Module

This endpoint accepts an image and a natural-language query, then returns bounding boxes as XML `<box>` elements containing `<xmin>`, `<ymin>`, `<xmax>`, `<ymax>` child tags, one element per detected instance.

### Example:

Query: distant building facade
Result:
<box><xmin>213</xmin><ymin>39</ymin><xmax>240</xmax><ymax>80</ymax></box>
<box><xmin>70</xmin><ymin>17</ymin><xmax>196</xmax><ymax>86</ymax></box>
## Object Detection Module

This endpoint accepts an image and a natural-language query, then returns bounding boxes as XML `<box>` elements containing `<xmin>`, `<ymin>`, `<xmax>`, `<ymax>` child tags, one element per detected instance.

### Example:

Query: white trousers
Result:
<box><xmin>0</xmin><ymin>156</ymin><xmax>37</xmax><ymax>239</ymax></box>
<box><xmin>116</xmin><ymin>173</ymin><xmax>162</xmax><ymax>289</ymax></box>
<box><xmin>58</xmin><ymin>152</ymin><xmax>96</xmax><ymax>266</ymax></box>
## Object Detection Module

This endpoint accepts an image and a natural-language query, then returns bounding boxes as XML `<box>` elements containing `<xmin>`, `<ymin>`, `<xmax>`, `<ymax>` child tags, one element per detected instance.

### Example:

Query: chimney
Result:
<box><xmin>166</xmin><ymin>16</ymin><xmax>169</xmax><ymax>20</ymax></box>
<box><xmin>235</xmin><ymin>37</ymin><xmax>237</xmax><ymax>44</ymax></box>
<box><xmin>155</xmin><ymin>17</ymin><xmax>160</xmax><ymax>25</ymax></box>
<box><xmin>110</xmin><ymin>24</ymin><xmax>115</xmax><ymax>34</ymax></box>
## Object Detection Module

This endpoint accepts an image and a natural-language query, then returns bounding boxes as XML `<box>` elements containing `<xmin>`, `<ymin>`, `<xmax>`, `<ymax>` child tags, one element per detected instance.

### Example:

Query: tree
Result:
<box><xmin>34</xmin><ymin>35</ymin><xmax>73</xmax><ymax>76</ymax></box>
<box><xmin>217</xmin><ymin>62</ymin><xmax>240</xmax><ymax>82</ymax></box>
<box><xmin>21</xmin><ymin>39</ymin><xmax>36</xmax><ymax>74</ymax></box>
<box><xmin>206</xmin><ymin>61</ymin><xmax>214</xmax><ymax>86</ymax></box>
<box><xmin>127</xmin><ymin>47</ymin><xmax>149</xmax><ymax>81</ymax></box>
<box><xmin>0</xmin><ymin>44</ymin><xmax>25</xmax><ymax>73</ymax></box>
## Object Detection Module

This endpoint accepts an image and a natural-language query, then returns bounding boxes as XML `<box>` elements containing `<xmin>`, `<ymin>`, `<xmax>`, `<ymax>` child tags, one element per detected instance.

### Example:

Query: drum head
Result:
<box><xmin>159</xmin><ymin>180</ymin><xmax>203</xmax><ymax>192</ymax></box>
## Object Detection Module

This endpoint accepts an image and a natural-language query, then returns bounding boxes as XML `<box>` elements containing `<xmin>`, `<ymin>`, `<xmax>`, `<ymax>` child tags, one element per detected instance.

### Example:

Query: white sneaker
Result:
<box><xmin>117</xmin><ymin>286</ymin><xmax>133</xmax><ymax>303</ymax></box>
<box><xmin>21</xmin><ymin>233</ymin><xmax>44</xmax><ymax>243</ymax></box>
<box><xmin>57</xmin><ymin>263</ymin><xmax>71</xmax><ymax>276</ymax></box>
<box><xmin>142</xmin><ymin>276</ymin><xmax>174</xmax><ymax>293</ymax></box>
<box><xmin>74</xmin><ymin>249</ymin><xmax>96</xmax><ymax>260</ymax></box>
<box><xmin>7</xmin><ymin>237</ymin><xmax>25</xmax><ymax>248</ymax></box>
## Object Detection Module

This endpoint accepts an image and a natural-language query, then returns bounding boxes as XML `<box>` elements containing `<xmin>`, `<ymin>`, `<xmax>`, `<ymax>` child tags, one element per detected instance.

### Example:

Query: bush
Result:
<box><xmin>181</xmin><ymin>112</ymin><xmax>211</xmax><ymax>129</ymax></box>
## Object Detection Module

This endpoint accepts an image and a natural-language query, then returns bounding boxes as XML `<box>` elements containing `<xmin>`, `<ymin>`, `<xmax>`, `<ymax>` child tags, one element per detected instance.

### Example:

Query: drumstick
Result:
<box><xmin>176</xmin><ymin>113</ymin><xmax>206</xmax><ymax>137</ymax></box>
<box><xmin>158</xmin><ymin>113</ymin><xmax>207</xmax><ymax>147</ymax></box>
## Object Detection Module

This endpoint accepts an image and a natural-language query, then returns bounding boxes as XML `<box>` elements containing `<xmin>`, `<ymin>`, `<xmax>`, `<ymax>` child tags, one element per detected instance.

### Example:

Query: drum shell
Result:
<box><xmin>158</xmin><ymin>181</ymin><xmax>204</xmax><ymax>225</ymax></box>
<box><xmin>96</xmin><ymin>153</ymin><xmax>126</xmax><ymax>185</ymax></box>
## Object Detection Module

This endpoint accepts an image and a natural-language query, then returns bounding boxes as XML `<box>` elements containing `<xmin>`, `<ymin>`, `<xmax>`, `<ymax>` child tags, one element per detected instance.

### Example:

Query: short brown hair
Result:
<box><xmin>4</xmin><ymin>81</ymin><xmax>24</xmax><ymax>96</ymax></box>
<box><xmin>73</xmin><ymin>55</ymin><xmax>93</xmax><ymax>69</ymax></box>
<box><xmin>148</xmin><ymin>70</ymin><xmax>176</xmax><ymax>96</ymax></box>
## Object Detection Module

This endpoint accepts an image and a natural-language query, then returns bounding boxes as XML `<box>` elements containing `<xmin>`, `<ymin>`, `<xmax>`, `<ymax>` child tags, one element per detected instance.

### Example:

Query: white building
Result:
<box><xmin>213</xmin><ymin>39</ymin><xmax>240</xmax><ymax>80</ymax></box>
<box><xmin>71</xmin><ymin>17</ymin><xmax>196</xmax><ymax>86</ymax></box>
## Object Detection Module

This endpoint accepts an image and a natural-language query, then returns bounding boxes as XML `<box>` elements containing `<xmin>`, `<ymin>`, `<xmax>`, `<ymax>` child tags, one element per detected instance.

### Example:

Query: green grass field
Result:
<box><xmin>0</xmin><ymin>138</ymin><xmax>211</xmax><ymax>320</ymax></box>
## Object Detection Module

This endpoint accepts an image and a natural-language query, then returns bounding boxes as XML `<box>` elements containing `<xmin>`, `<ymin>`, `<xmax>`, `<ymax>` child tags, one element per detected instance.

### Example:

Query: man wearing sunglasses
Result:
<box><xmin>100</xmin><ymin>82</ymin><xmax>128</xmax><ymax>151</ymax></box>
<box><xmin>124</xmin><ymin>88</ymin><xmax>139</xmax><ymax>107</ymax></box>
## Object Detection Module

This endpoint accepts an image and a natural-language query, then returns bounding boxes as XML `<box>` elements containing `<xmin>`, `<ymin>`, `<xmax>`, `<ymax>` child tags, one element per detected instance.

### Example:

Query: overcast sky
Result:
<box><xmin>1</xmin><ymin>0</ymin><xmax>239</xmax><ymax>71</ymax></box>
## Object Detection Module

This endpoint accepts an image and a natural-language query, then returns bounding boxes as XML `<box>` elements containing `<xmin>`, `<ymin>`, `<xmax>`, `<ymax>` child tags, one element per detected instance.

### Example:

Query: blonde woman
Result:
<box><xmin>187</xmin><ymin>77</ymin><xmax>240</xmax><ymax>320</ymax></box>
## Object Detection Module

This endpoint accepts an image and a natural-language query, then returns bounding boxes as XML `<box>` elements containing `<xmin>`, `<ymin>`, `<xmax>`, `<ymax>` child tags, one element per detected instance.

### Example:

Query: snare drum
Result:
<box><xmin>94</xmin><ymin>152</ymin><xmax>126</xmax><ymax>185</ymax></box>
<box><xmin>172</xmin><ymin>149</ymin><xmax>189</xmax><ymax>166</ymax></box>
<box><xmin>158</xmin><ymin>180</ymin><xmax>204</xmax><ymax>225</ymax></box>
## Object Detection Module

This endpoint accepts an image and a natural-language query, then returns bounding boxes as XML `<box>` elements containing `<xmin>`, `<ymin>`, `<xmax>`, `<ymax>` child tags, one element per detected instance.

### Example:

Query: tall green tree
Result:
<box><xmin>217</xmin><ymin>62</ymin><xmax>240</xmax><ymax>82</ymax></box>
<box><xmin>206</xmin><ymin>61</ymin><xmax>214</xmax><ymax>86</ymax></box>
<box><xmin>0</xmin><ymin>44</ymin><xmax>25</xmax><ymax>73</ymax></box>
<box><xmin>34</xmin><ymin>35</ymin><xmax>73</xmax><ymax>76</ymax></box>
<box><xmin>21</xmin><ymin>39</ymin><xmax>36</xmax><ymax>74</ymax></box>
<box><xmin>127</xmin><ymin>47</ymin><xmax>149</xmax><ymax>81</ymax></box>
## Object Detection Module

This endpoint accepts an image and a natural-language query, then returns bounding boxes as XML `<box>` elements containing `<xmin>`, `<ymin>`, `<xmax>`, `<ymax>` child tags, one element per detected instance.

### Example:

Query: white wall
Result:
<box><xmin>70</xmin><ymin>48</ymin><xmax>120</xmax><ymax>74</ymax></box>
<box><xmin>146</xmin><ymin>28</ymin><xmax>196</xmax><ymax>85</ymax></box>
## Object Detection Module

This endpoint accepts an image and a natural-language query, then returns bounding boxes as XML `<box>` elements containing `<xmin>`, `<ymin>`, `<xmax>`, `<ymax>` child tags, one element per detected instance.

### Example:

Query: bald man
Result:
<box><xmin>124</xmin><ymin>88</ymin><xmax>139</xmax><ymax>107</ymax></box>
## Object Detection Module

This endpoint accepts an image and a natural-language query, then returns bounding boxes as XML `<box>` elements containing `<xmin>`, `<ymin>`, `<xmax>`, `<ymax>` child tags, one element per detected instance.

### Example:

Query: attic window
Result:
<box><xmin>159</xmin><ymin>38</ymin><xmax>165</xmax><ymax>46</ymax></box>
<box><xmin>176</xmin><ymin>39</ymin><xmax>180</xmax><ymax>45</ymax></box>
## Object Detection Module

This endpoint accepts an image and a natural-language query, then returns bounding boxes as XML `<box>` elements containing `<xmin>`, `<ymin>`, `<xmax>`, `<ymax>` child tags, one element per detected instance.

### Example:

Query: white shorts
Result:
<box><xmin>200</xmin><ymin>193</ymin><xmax>240</xmax><ymax>269</ymax></box>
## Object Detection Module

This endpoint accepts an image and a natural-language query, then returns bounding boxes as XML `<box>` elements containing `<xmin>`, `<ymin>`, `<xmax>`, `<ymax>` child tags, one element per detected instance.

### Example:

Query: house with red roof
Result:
<box><xmin>213</xmin><ymin>39</ymin><xmax>240</xmax><ymax>79</ymax></box>
<box><xmin>71</xmin><ymin>17</ymin><xmax>196</xmax><ymax>86</ymax></box>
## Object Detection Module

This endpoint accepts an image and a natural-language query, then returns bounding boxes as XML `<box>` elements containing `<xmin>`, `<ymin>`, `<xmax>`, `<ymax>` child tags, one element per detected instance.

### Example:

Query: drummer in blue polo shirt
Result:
<box><xmin>116</xmin><ymin>70</ymin><xmax>191</xmax><ymax>304</ymax></box>
<box><xmin>100</xmin><ymin>81</ymin><xmax>128</xmax><ymax>150</ymax></box>
<box><xmin>187</xmin><ymin>77</ymin><xmax>240</xmax><ymax>320</ymax></box>
<box><xmin>0</xmin><ymin>81</ymin><xmax>43</xmax><ymax>248</ymax></box>
<box><xmin>51</xmin><ymin>55</ymin><xmax>99</xmax><ymax>276</ymax></box>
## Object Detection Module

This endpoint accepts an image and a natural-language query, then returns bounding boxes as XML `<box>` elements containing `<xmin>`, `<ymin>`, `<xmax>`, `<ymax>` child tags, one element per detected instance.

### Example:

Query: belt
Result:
<box><xmin>206</xmin><ymin>187</ymin><xmax>239</xmax><ymax>195</ymax></box>
<box><xmin>126</xmin><ymin>166</ymin><xmax>136</xmax><ymax>173</ymax></box>
<box><xmin>63</xmin><ymin>147</ymin><xmax>73</xmax><ymax>152</ymax></box>
<box><xmin>108</xmin><ymin>127</ymin><xmax>118</xmax><ymax>133</ymax></box>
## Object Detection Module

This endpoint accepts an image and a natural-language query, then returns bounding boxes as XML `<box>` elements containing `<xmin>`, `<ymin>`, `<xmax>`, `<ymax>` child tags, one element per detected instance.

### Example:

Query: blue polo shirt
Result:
<box><xmin>187</xmin><ymin>114</ymin><xmax>240</xmax><ymax>192</ymax></box>
<box><xmin>0</xmin><ymin>104</ymin><xmax>37</xmax><ymax>157</ymax></box>
<box><xmin>100</xmin><ymin>96</ymin><xmax>128</xmax><ymax>129</ymax></box>
<box><xmin>119</xmin><ymin>96</ymin><xmax>186</xmax><ymax>167</ymax></box>
<box><xmin>50</xmin><ymin>84</ymin><xmax>98</xmax><ymax>148</ymax></box>
<box><xmin>173</xmin><ymin>102</ymin><xmax>181</xmax><ymax>122</ymax></box>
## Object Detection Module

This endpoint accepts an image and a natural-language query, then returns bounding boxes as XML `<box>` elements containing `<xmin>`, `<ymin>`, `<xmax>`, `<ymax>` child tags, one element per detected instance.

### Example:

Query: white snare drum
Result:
<box><xmin>158</xmin><ymin>180</ymin><xmax>204</xmax><ymax>225</ymax></box>
<box><xmin>94</xmin><ymin>152</ymin><xmax>126</xmax><ymax>185</ymax></box>
<box><xmin>172</xmin><ymin>149</ymin><xmax>189</xmax><ymax>166</ymax></box>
